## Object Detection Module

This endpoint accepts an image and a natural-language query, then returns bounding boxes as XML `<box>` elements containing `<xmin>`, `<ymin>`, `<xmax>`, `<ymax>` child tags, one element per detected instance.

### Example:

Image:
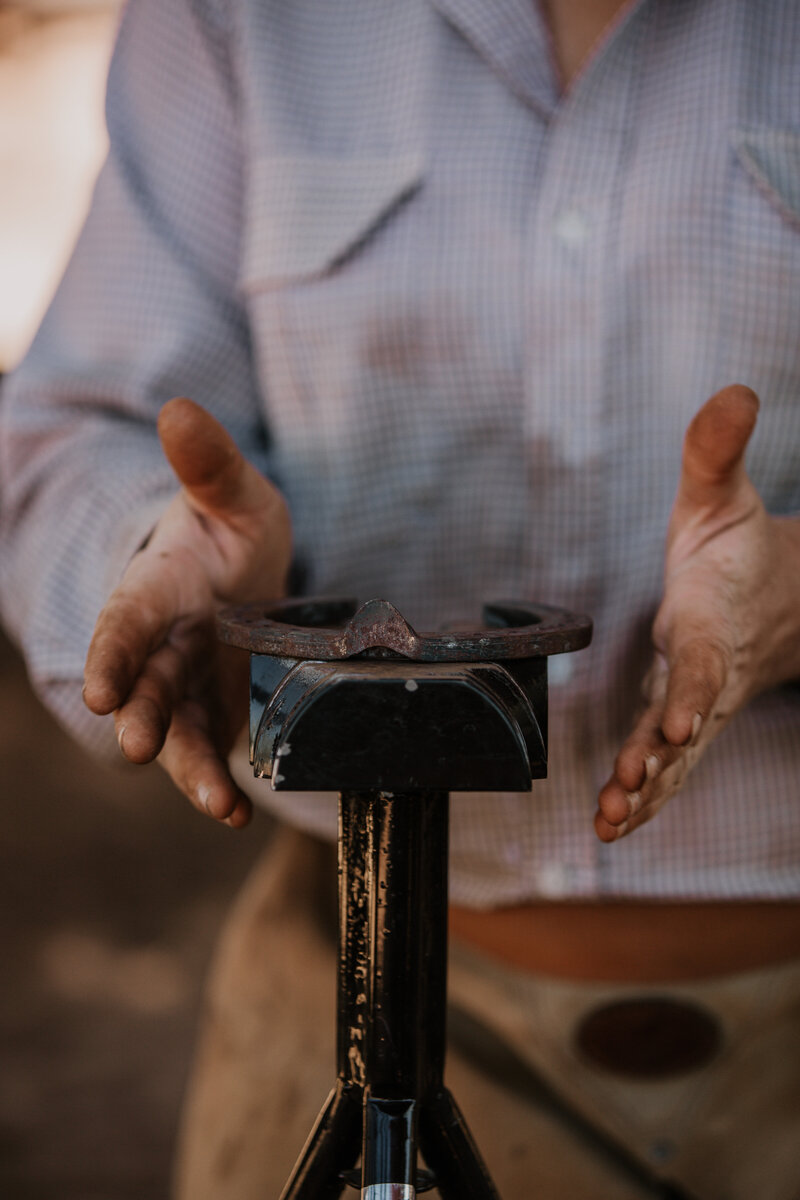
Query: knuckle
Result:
<box><xmin>614</xmin><ymin>743</ymin><xmax>646</xmax><ymax>788</ymax></box>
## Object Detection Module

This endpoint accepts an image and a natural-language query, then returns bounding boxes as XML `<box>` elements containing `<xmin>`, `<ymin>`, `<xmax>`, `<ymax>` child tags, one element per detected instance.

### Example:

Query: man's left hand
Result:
<box><xmin>596</xmin><ymin>384</ymin><xmax>800</xmax><ymax>841</ymax></box>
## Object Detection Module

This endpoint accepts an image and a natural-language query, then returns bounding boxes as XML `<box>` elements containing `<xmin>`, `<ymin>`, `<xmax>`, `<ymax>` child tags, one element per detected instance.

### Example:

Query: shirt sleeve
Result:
<box><xmin>0</xmin><ymin>0</ymin><xmax>269</xmax><ymax>757</ymax></box>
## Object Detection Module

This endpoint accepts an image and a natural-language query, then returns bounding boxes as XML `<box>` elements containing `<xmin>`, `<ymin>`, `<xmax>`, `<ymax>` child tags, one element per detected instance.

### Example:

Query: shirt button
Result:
<box><xmin>539</xmin><ymin>862</ymin><xmax>570</xmax><ymax>898</ymax></box>
<box><xmin>548</xmin><ymin>653</ymin><xmax>574</xmax><ymax>686</ymax></box>
<box><xmin>504</xmin><ymin>841</ymin><xmax>522</xmax><ymax>867</ymax></box>
<box><xmin>553</xmin><ymin>207</ymin><xmax>590</xmax><ymax>248</ymax></box>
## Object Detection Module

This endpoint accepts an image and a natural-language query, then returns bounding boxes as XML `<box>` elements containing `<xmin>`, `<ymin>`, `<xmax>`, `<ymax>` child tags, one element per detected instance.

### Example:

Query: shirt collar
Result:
<box><xmin>426</xmin><ymin>0</ymin><xmax>651</xmax><ymax>121</ymax></box>
<box><xmin>427</xmin><ymin>0</ymin><xmax>559</xmax><ymax>119</ymax></box>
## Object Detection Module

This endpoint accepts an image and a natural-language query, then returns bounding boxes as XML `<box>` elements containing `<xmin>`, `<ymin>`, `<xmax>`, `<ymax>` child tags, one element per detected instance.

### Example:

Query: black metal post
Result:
<box><xmin>347</xmin><ymin>790</ymin><xmax>435</xmax><ymax>1197</ymax></box>
<box><xmin>343</xmin><ymin>790</ymin><xmax>500</xmax><ymax>1199</ymax></box>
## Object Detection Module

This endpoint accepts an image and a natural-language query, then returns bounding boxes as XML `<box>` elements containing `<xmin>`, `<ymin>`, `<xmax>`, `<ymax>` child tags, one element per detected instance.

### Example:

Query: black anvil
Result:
<box><xmin>217</xmin><ymin>597</ymin><xmax>592</xmax><ymax>1200</ymax></box>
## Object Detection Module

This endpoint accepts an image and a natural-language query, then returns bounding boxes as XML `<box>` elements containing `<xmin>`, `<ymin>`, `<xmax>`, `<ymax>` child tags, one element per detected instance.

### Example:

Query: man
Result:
<box><xmin>1</xmin><ymin>0</ymin><xmax>799</xmax><ymax>1195</ymax></box>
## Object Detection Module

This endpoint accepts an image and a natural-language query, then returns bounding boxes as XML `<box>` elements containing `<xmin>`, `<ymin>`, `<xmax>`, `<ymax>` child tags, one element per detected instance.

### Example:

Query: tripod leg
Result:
<box><xmin>279</xmin><ymin>1080</ymin><xmax>362</xmax><ymax>1200</ymax></box>
<box><xmin>419</xmin><ymin>1088</ymin><xmax>502</xmax><ymax>1200</ymax></box>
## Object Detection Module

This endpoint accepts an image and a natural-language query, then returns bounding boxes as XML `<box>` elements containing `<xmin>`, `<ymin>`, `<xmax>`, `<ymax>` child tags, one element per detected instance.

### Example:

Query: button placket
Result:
<box><xmin>519</xmin><ymin>16</ymin><xmax>649</xmax><ymax>899</ymax></box>
<box><xmin>521</xmin><ymin>2</ymin><xmax>649</xmax><ymax>533</ymax></box>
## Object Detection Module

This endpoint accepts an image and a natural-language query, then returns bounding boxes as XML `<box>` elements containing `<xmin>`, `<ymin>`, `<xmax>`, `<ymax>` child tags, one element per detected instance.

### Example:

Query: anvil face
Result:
<box><xmin>215</xmin><ymin>595</ymin><xmax>591</xmax><ymax>794</ymax></box>
<box><xmin>248</xmin><ymin>655</ymin><xmax>549</xmax><ymax>793</ymax></box>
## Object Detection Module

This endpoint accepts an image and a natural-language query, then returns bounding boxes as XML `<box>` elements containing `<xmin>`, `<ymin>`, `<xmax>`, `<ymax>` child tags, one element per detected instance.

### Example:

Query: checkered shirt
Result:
<box><xmin>1</xmin><ymin>0</ymin><xmax>799</xmax><ymax>903</ymax></box>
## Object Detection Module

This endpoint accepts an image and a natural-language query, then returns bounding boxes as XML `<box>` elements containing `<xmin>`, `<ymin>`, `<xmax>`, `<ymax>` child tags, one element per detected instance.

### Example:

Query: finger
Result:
<box><xmin>597</xmin><ymin>701</ymin><xmax>684</xmax><ymax>830</ymax></box>
<box><xmin>158</xmin><ymin>397</ymin><xmax>285</xmax><ymax>523</ymax></box>
<box><xmin>677</xmin><ymin>384</ymin><xmax>759</xmax><ymax>512</ymax></box>
<box><xmin>84</xmin><ymin>566</ymin><xmax>179</xmax><ymax>713</ymax></box>
<box><xmin>613</xmin><ymin>698</ymin><xmax>684</xmax><ymax>795</ymax></box>
<box><xmin>112</xmin><ymin>622</ymin><xmax>207</xmax><ymax>762</ymax></box>
<box><xmin>597</xmin><ymin>694</ymin><xmax>710</xmax><ymax>842</ymax></box>
<box><xmin>660</xmin><ymin>635</ymin><xmax>728</xmax><ymax>747</ymax></box>
<box><xmin>596</xmin><ymin>754</ymin><xmax>667</xmax><ymax>837</ymax></box>
<box><xmin>595</xmin><ymin>790</ymin><xmax>672</xmax><ymax>842</ymax></box>
<box><xmin>158</xmin><ymin>700</ymin><xmax>252</xmax><ymax>826</ymax></box>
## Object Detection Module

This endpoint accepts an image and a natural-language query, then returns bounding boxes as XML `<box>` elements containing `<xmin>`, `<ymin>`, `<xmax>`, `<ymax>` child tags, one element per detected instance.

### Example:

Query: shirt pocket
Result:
<box><xmin>732</xmin><ymin>127</ymin><xmax>800</xmax><ymax>231</ymax></box>
<box><xmin>239</xmin><ymin>153</ymin><xmax>425</xmax><ymax>290</ymax></box>
<box><xmin>726</xmin><ymin>127</ymin><xmax>800</xmax><ymax>513</ymax></box>
<box><xmin>238</xmin><ymin>153</ymin><xmax>445</xmax><ymax>593</ymax></box>
<box><xmin>238</xmin><ymin>150</ymin><xmax>428</xmax><ymax>449</ymax></box>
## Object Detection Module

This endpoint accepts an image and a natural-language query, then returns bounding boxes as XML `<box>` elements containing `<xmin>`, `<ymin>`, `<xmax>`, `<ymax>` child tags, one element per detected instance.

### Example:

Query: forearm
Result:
<box><xmin>0</xmin><ymin>0</ymin><xmax>266</xmax><ymax>749</ymax></box>
<box><xmin>0</xmin><ymin>403</ymin><xmax>176</xmax><ymax>750</ymax></box>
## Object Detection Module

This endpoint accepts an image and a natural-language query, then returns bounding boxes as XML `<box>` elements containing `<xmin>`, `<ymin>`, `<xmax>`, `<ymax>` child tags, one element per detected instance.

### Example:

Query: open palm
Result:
<box><xmin>597</xmin><ymin>385</ymin><xmax>800</xmax><ymax>840</ymax></box>
<box><xmin>83</xmin><ymin>398</ymin><xmax>291</xmax><ymax>827</ymax></box>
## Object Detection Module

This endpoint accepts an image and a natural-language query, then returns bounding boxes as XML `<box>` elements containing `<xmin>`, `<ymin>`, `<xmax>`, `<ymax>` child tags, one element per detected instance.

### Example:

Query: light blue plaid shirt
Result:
<box><xmin>1</xmin><ymin>0</ymin><xmax>799</xmax><ymax>903</ymax></box>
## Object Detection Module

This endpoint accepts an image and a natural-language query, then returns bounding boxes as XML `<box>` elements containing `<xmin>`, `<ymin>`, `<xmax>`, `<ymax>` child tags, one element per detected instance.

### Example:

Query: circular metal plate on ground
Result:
<box><xmin>217</xmin><ymin>596</ymin><xmax>592</xmax><ymax>661</ymax></box>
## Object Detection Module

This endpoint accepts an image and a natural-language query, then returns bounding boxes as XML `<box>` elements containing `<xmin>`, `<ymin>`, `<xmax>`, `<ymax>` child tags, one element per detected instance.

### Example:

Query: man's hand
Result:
<box><xmin>83</xmin><ymin>398</ymin><xmax>291</xmax><ymax>827</ymax></box>
<box><xmin>596</xmin><ymin>384</ymin><xmax>800</xmax><ymax>841</ymax></box>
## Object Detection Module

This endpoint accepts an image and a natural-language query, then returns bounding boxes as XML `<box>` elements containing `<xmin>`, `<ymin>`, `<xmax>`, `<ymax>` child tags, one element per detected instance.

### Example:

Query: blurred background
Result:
<box><xmin>0</xmin><ymin>6</ymin><xmax>270</xmax><ymax>1196</ymax></box>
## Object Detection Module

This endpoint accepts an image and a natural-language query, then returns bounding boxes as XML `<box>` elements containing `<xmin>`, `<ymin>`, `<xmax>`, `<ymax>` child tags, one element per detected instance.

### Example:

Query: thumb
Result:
<box><xmin>158</xmin><ymin>396</ymin><xmax>279</xmax><ymax>521</ymax></box>
<box><xmin>676</xmin><ymin>384</ymin><xmax>759</xmax><ymax>513</ymax></box>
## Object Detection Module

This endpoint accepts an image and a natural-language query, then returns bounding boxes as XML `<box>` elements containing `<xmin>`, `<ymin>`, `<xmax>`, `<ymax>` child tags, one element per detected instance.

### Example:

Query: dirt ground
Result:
<box><xmin>0</xmin><ymin>628</ymin><xmax>270</xmax><ymax>1200</ymax></box>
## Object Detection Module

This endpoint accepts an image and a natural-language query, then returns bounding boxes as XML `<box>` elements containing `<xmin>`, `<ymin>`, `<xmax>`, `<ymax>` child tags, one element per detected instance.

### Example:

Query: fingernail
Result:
<box><xmin>197</xmin><ymin>784</ymin><xmax>212</xmax><ymax>815</ymax></box>
<box><xmin>614</xmin><ymin>820</ymin><xmax>629</xmax><ymax>839</ymax></box>
<box><xmin>645</xmin><ymin>753</ymin><xmax>660</xmax><ymax>781</ymax></box>
<box><xmin>626</xmin><ymin>791</ymin><xmax>643</xmax><ymax>816</ymax></box>
<box><xmin>117</xmin><ymin>724</ymin><xmax>127</xmax><ymax>755</ymax></box>
<box><xmin>691</xmin><ymin>712</ymin><xmax>703</xmax><ymax>743</ymax></box>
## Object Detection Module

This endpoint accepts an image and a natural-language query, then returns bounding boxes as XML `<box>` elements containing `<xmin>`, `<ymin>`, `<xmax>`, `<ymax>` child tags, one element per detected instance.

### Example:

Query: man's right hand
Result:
<box><xmin>83</xmin><ymin>397</ymin><xmax>292</xmax><ymax>827</ymax></box>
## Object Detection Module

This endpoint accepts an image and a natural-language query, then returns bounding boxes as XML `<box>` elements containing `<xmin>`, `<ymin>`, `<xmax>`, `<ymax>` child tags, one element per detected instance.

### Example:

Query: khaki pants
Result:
<box><xmin>174</xmin><ymin>831</ymin><xmax>800</xmax><ymax>1200</ymax></box>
